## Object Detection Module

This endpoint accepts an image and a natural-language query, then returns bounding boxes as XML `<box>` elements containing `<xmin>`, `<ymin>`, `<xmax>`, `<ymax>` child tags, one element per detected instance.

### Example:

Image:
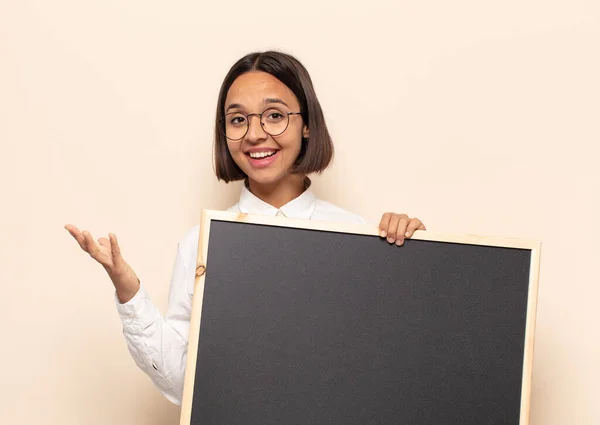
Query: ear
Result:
<box><xmin>302</xmin><ymin>125</ymin><xmax>310</xmax><ymax>139</ymax></box>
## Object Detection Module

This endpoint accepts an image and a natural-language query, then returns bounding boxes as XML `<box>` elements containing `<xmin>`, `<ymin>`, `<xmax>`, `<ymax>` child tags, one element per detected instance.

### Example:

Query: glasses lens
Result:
<box><xmin>261</xmin><ymin>108</ymin><xmax>289</xmax><ymax>136</ymax></box>
<box><xmin>223</xmin><ymin>112</ymin><xmax>247</xmax><ymax>140</ymax></box>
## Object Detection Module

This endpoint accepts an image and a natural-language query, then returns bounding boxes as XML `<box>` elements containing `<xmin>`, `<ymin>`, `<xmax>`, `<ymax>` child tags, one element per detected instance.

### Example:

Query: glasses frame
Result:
<box><xmin>220</xmin><ymin>108</ymin><xmax>303</xmax><ymax>141</ymax></box>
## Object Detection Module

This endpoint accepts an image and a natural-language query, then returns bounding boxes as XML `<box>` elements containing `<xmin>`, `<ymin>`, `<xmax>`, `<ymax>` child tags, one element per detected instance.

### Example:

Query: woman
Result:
<box><xmin>64</xmin><ymin>50</ymin><xmax>426</xmax><ymax>405</ymax></box>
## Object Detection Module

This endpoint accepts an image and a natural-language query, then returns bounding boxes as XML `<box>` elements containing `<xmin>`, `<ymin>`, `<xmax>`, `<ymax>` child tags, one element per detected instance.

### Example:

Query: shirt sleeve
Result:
<box><xmin>114</xmin><ymin>233</ymin><xmax>196</xmax><ymax>406</ymax></box>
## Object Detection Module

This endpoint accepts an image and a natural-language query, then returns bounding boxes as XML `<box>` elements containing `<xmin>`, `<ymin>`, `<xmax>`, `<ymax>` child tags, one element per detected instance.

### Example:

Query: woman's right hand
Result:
<box><xmin>64</xmin><ymin>224</ymin><xmax>140</xmax><ymax>303</ymax></box>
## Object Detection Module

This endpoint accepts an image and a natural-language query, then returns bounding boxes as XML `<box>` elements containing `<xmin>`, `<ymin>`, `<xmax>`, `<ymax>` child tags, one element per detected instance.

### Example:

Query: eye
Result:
<box><xmin>264</xmin><ymin>109</ymin><xmax>285</xmax><ymax>122</ymax></box>
<box><xmin>227</xmin><ymin>114</ymin><xmax>246</xmax><ymax>126</ymax></box>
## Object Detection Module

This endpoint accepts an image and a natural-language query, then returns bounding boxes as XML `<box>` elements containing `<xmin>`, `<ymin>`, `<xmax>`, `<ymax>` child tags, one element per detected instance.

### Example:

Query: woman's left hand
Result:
<box><xmin>379</xmin><ymin>213</ymin><xmax>426</xmax><ymax>246</ymax></box>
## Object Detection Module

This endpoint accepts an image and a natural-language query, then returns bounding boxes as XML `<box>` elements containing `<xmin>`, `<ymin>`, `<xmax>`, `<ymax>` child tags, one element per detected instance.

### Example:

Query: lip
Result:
<box><xmin>245</xmin><ymin>149</ymin><xmax>280</xmax><ymax>169</ymax></box>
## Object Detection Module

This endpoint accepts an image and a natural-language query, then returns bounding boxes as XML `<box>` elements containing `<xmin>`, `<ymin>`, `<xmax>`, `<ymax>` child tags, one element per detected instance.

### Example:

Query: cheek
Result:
<box><xmin>279</xmin><ymin>127</ymin><xmax>304</xmax><ymax>152</ymax></box>
<box><xmin>226</xmin><ymin>142</ymin><xmax>246</xmax><ymax>169</ymax></box>
<box><xmin>227</xmin><ymin>141</ymin><xmax>241</xmax><ymax>156</ymax></box>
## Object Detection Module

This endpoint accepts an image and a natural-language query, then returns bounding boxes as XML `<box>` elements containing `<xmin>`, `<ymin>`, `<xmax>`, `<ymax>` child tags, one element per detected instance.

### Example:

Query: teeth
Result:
<box><xmin>249</xmin><ymin>151</ymin><xmax>276</xmax><ymax>159</ymax></box>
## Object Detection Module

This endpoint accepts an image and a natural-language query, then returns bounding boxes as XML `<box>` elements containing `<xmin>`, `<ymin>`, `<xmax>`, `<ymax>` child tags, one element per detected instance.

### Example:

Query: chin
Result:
<box><xmin>244</xmin><ymin>170</ymin><xmax>286</xmax><ymax>185</ymax></box>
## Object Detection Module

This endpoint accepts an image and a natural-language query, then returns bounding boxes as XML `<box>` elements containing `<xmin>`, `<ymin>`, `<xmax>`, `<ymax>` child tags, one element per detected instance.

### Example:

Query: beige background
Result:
<box><xmin>1</xmin><ymin>1</ymin><xmax>598</xmax><ymax>424</ymax></box>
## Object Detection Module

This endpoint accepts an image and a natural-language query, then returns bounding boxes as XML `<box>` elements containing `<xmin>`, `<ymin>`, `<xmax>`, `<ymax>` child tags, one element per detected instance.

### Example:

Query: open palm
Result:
<box><xmin>64</xmin><ymin>224</ymin><xmax>140</xmax><ymax>302</ymax></box>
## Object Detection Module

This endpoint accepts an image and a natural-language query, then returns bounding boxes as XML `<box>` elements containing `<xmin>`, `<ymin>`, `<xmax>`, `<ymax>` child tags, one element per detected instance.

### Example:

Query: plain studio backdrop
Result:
<box><xmin>1</xmin><ymin>1</ymin><xmax>598</xmax><ymax>424</ymax></box>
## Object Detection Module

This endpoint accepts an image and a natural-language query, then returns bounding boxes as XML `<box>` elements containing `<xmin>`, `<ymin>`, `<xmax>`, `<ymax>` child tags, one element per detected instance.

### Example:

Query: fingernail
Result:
<box><xmin>380</xmin><ymin>230</ymin><xmax>387</xmax><ymax>237</ymax></box>
<box><xmin>387</xmin><ymin>237</ymin><xmax>394</xmax><ymax>243</ymax></box>
<box><xmin>396</xmin><ymin>239</ymin><xmax>404</xmax><ymax>246</ymax></box>
<box><xmin>405</xmin><ymin>232</ymin><xmax>410</xmax><ymax>237</ymax></box>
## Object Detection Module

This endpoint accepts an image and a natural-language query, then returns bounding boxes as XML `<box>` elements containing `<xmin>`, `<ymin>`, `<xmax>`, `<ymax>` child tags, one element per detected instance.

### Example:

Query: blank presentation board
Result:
<box><xmin>179</xmin><ymin>210</ymin><xmax>541</xmax><ymax>425</ymax></box>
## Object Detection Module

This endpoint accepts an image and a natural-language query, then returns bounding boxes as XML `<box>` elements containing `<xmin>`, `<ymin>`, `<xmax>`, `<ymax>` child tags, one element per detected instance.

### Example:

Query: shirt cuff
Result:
<box><xmin>114</xmin><ymin>285</ymin><xmax>158</xmax><ymax>332</ymax></box>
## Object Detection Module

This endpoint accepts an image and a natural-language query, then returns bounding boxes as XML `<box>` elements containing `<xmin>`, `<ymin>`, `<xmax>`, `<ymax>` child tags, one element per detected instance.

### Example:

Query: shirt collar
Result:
<box><xmin>238</xmin><ymin>178</ymin><xmax>317</xmax><ymax>220</ymax></box>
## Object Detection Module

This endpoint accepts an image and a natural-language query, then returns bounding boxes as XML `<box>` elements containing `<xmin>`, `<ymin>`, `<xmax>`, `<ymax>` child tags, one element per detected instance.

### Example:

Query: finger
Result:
<box><xmin>82</xmin><ymin>231</ymin><xmax>100</xmax><ymax>257</ymax></box>
<box><xmin>98</xmin><ymin>237</ymin><xmax>111</xmax><ymax>248</ymax></box>
<box><xmin>378</xmin><ymin>213</ymin><xmax>392</xmax><ymax>238</ymax></box>
<box><xmin>394</xmin><ymin>215</ymin><xmax>409</xmax><ymax>246</ymax></box>
<box><xmin>109</xmin><ymin>233</ymin><xmax>123</xmax><ymax>265</ymax></box>
<box><xmin>79</xmin><ymin>230</ymin><xmax>91</xmax><ymax>254</ymax></box>
<box><xmin>386</xmin><ymin>214</ymin><xmax>401</xmax><ymax>244</ymax></box>
<box><xmin>404</xmin><ymin>218</ymin><xmax>423</xmax><ymax>238</ymax></box>
<box><xmin>65</xmin><ymin>224</ymin><xmax>80</xmax><ymax>234</ymax></box>
<box><xmin>65</xmin><ymin>224</ymin><xmax>87</xmax><ymax>251</ymax></box>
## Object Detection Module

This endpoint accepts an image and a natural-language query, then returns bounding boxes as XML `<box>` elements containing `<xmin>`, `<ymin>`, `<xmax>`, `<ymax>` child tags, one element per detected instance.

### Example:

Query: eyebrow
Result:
<box><xmin>225</xmin><ymin>98</ymin><xmax>290</xmax><ymax>113</ymax></box>
<box><xmin>264</xmin><ymin>98</ymin><xmax>289</xmax><ymax>108</ymax></box>
<box><xmin>225</xmin><ymin>103</ymin><xmax>243</xmax><ymax>112</ymax></box>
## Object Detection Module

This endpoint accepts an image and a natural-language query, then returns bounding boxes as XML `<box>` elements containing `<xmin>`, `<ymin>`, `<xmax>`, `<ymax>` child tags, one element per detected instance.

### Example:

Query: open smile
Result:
<box><xmin>245</xmin><ymin>149</ymin><xmax>280</xmax><ymax>169</ymax></box>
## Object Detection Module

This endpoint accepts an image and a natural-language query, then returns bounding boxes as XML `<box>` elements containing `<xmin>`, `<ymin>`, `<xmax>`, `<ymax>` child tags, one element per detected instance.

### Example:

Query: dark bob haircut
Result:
<box><xmin>214</xmin><ymin>51</ymin><xmax>334</xmax><ymax>182</ymax></box>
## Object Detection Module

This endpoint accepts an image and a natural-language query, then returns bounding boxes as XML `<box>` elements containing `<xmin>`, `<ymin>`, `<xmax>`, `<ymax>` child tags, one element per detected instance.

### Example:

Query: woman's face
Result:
<box><xmin>224</xmin><ymin>71</ymin><xmax>309</xmax><ymax>186</ymax></box>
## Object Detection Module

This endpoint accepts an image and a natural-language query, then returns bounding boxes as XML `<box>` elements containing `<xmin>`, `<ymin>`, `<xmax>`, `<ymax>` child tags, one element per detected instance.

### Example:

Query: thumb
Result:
<box><xmin>108</xmin><ymin>233</ymin><xmax>124</xmax><ymax>266</ymax></box>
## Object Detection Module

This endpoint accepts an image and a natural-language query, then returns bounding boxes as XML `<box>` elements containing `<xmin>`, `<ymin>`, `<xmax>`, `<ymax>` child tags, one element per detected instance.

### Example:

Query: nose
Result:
<box><xmin>245</xmin><ymin>114</ymin><xmax>268</xmax><ymax>143</ymax></box>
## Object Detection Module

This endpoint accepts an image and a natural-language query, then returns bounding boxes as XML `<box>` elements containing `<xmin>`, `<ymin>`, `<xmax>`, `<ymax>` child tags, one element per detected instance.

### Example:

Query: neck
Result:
<box><xmin>247</xmin><ymin>174</ymin><xmax>307</xmax><ymax>209</ymax></box>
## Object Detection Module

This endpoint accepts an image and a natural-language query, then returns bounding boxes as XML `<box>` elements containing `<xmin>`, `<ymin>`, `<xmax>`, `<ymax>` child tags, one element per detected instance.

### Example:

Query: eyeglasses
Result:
<box><xmin>220</xmin><ymin>107</ymin><xmax>302</xmax><ymax>141</ymax></box>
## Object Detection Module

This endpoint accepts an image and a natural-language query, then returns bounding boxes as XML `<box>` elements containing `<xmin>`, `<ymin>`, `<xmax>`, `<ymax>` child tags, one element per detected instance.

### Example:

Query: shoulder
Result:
<box><xmin>312</xmin><ymin>199</ymin><xmax>369</xmax><ymax>225</ymax></box>
<box><xmin>179</xmin><ymin>204</ymin><xmax>240</xmax><ymax>245</ymax></box>
<box><xmin>179</xmin><ymin>224</ymin><xmax>200</xmax><ymax>247</ymax></box>
<box><xmin>176</xmin><ymin>202</ymin><xmax>240</xmax><ymax>255</ymax></box>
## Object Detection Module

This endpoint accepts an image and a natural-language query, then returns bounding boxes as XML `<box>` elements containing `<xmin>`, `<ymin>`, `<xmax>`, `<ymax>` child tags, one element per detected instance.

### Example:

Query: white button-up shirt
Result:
<box><xmin>115</xmin><ymin>184</ymin><xmax>367</xmax><ymax>405</ymax></box>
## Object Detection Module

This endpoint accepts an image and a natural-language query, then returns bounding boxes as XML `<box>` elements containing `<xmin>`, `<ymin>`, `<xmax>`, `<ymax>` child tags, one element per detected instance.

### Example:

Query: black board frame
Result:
<box><xmin>179</xmin><ymin>209</ymin><xmax>541</xmax><ymax>425</ymax></box>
